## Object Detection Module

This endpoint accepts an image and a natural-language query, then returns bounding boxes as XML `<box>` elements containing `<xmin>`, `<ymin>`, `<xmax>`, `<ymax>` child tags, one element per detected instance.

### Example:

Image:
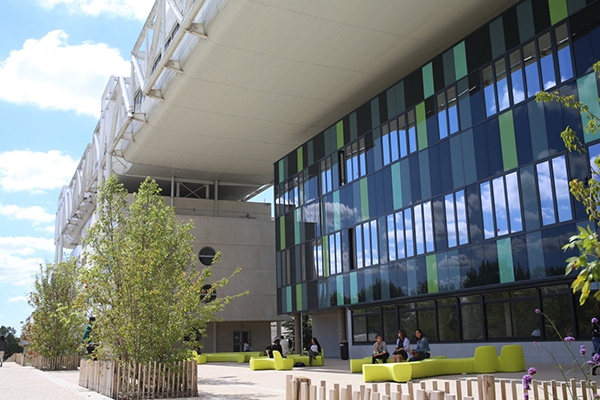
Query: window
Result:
<box><xmin>538</xmin><ymin>33</ymin><xmax>556</xmax><ymax>90</ymax></box>
<box><xmin>198</xmin><ymin>247</ymin><xmax>216</xmax><ymax>266</ymax></box>
<box><xmin>509</xmin><ymin>50</ymin><xmax>525</xmax><ymax>104</ymax></box>
<box><xmin>555</xmin><ymin>24</ymin><xmax>573</xmax><ymax>82</ymax></box>
<box><xmin>536</xmin><ymin>155</ymin><xmax>572</xmax><ymax>226</ymax></box>
<box><xmin>480</xmin><ymin>173</ymin><xmax>523</xmax><ymax>238</ymax></box>
<box><xmin>523</xmin><ymin>41</ymin><xmax>540</xmax><ymax>98</ymax></box>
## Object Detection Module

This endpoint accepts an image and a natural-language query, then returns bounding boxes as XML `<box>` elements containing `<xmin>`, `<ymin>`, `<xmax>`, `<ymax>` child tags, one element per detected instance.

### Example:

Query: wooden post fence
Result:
<box><xmin>285</xmin><ymin>375</ymin><xmax>599</xmax><ymax>400</ymax></box>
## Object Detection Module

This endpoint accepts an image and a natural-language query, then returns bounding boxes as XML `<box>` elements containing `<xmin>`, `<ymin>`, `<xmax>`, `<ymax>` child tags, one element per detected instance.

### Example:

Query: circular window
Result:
<box><xmin>200</xmin><ymin>284</ymin><xmax>216</xmax><ymax>303</ymax></box>
<box><xmin>198</xmin><ymin>247</ymin><xmax>216</xmax><ymax>266</ymax></box>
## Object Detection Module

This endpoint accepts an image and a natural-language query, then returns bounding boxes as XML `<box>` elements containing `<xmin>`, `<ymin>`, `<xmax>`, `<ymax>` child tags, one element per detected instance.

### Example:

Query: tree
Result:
<box><xmin>82</xmin><ymin>175</ymin><xmax>244</xmax><ymax>364</ymax></box>
<box><xmin>0</xmin><ymin>326</ymin><xmax>24</xmax><ymax>358</ymax></box>
<box><xmin>27</xmin><ymin>259</ymin><xmax>84</xmax><ymax>357</ymax></box>
<box><xmin>536</xmin><ymin>61</ymin><xmax>600</xmax><ymax>305</ymax></box>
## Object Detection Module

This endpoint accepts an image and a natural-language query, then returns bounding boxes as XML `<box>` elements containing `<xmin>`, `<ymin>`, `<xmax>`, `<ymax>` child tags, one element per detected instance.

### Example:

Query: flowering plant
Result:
<box><xmin>523</xmin><ymin>309</ymin><xmax>599</xmax><ymax>400</ymax></box>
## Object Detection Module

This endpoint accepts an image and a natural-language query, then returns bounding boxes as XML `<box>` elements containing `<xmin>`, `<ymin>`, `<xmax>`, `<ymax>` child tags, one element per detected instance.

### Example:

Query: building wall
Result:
<box><xmin>274</xmin><ymin>0</ymin><xmax>600</xmax><ymax>360</ymax></box>
<box><xmin>203</xmin><ymin>321</ymin><xmax>272</xmax><ymax>353</ymax></box>
<box><xmin>312</xmin><ymin>310</ymin><xmax>340</xmax><ymax>359</ymax></box>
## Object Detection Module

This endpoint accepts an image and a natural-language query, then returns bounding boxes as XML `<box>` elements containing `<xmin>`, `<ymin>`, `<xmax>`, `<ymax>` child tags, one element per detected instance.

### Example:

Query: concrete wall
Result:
<box><xmin>312</xmin><ymin>310</ymin><xmax>341</xmax><ymax>359</ymax></box>
<box><xmin>202</xmin><ymin>321</ymin><xmax>272</xmax><ymax>353</ymax></box>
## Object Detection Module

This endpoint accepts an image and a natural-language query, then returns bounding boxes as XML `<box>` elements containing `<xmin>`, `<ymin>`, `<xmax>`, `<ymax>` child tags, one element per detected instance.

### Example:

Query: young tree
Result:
<box><xmin>27</xmin><ymin>259</ymin><xmax>84</xmax><ymax>357</ymax></box>
<box><xmin>536</xmin><ymin>61</ymin><xmax>600</xmax><ymax>305</ymax></box>
<box><xmin>82</xmin><ymin>175</ymin><xmax>243</xmax><ymax>364</ymax></box>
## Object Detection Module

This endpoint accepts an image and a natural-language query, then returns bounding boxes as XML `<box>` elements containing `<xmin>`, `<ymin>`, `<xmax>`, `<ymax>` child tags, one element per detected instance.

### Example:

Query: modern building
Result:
<box><xmin>273</xmin><ymin>0</ymin><xmax>600</xmax><ymax>363</ymax></box>
<box><xmin>54</xmin><ymin>0</ymin><xmax>600</xmax><ymax>362</ymax></box>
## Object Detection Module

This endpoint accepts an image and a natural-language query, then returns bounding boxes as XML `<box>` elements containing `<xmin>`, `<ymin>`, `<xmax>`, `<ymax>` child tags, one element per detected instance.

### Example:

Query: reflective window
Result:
<box><xmin>363</xmin><ymin>222</ymin><xmax>372</xmax><ymax>267</ymax></box>
<box><xmin>335</xmin><ymin>231</ymin><xmax>342</xmax><ymax>274</ymax></box>
<box><xmin>371</xmin><ymin>220</ymin><xmax>379</xmax><ymax>265</ymax></box>
<box><xmin>523</xmin><ymin>42</ymin><xmax>540</xmax><ymax>98</ymax></box>
<box><xmin>455</xmin><ymin>190</ymin><xmax>469</xmax><ymax>245</ymax></box>
<box><xmin>356</xmin><ymin>225</ymin><xmax>363</xmax><ymax>269</ymax></box>
<box><xmin>399</xmin><ymin>115</ymin><xmax>408</xmax><ymax>158</ymax></box>
<box><xmin>552</xmin><ymin>156</ymin><xmax>572</xmax><ymax>222</ymax></box>
<box><xmin>492</xmin><ymin>177</ymin><xmax>509</xmax><ymax>236</ymax></box>
<box><xmin>314</xmin><ymin>239</ymin><xmax>323</xmax><ymax>277</ymax></box>
<box><xmin>483</xmin><ymin>65</ymin><xmax>497</xmax><ymax>117</ymax></box>
<box><xmin>382</xmin><ymin>123</ymin><xmax>391</xmax><ymax>166</ymax></box>
<box><xmin>423</xmin><ymin>201</ymin><xmax>435</xmax><ymax>252</ymax></box>
<box><xmin>414</xmin><ymin>204</ymin><xmax>425</xmax><ymax>255</ymax></box>
<box><xmin>445</xmin><ymin>194</ymin><xmax>457</xmax><ymax>248</ymax></box>
<box><xmin>320</xmin><ymin>158</ymin><xmax>333</xmax><ymax>195</ymax></box>
<box><xmin>404</xmin><ymin>208</ymin><xmax>414</xmax><ymax>257</ymax></box>
<box><xmin>480</xmin><ymin>182</ymin><xmax>495</xmax><ymax>239</ymax></box>
<box><xmin>509</xmin><ymin>50</ymin><xmax>525</xmax><ymax>104</ymax></box>
<box><xmin>538</xmin><ymin>33</ymin><xmax>556</xmax><ymax>90</ymax></box>
<box><xmin>461</xmin><ymin>296</ymin><xmax>484</xmax><ymax>341</ymax></box>
<box><xmin>387</xmin><ymin>214</ymin><xmax>396</xmax><ymax>261</ymax></box>
<box><xmin>447</xmin><ymin>86</ymin><xmax>459</xmax><ymax>135</ymax></box>
<box><xmin>555</xmin><ymin>24</ymin><xmax>573</xmax><ymax>82</ymax></box>
<box><xmin>407</xmin><ymin>110</ymin><xmax>417</xmax><ymax>154</ymax></box>
<box><xmin>505</xmin><ymin>172</ymin><xmax>523</xmax><ymax>232</ymax></box>
<box><xmin>395</xmin><ymin>211</ymin><xmax>406</xmax><ymax>259</ymax></box>
<box><xmin>390</xmin><ymin>119</ymin><xmax>399</xmax><ymax>163</ymax></box>
<box><xmin>329</xmin><ymin>233</ymin><xmax>336</xmax><ymax>275</ymax></box>
<box><xmin>537</xmin><ymin>161</ymin><xmax>556</xmax><ymax>225</ymax></box>
<box><xmin>496</xmin><ymin>58</ymin><xmax>509</xmax><ymax>112</ymax></box>
<box><xmin>437</xmin><ymin>92</ymin><xmax>448</xmax><ymax>139</ymax></box>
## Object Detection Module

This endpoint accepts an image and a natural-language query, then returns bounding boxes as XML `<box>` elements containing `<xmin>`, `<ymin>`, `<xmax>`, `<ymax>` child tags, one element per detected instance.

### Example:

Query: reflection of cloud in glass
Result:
<box><xmin>445</xmin><ymin>195</ymin><xmax>457</xmax><ymax>247</ymax></box>
<box><xmin>552</xmin><ymin>156</ymin><xmax>572</xmax><ymax>222</ymax></box>
<box><xmin>321</xmin><ymin>201</ymin><xmax>359</xmax><ymax>231</ymax></box>
<box><xmin>505</xmin><ymin>173</ymin><xmax>522</xmax><ymax>232</ymax></box>
<box><xmin>544</xmin><ymin>79</ymin><xmax>557</xmax><ymax>89</ymax></box>
<box><xmin>480</xmin><ymin>182</ymin><xmax>495</xmax><ymax>238</ymax></box>
<box><xmin>498</xmin><ymin>82</ymin><xmax>510</xmax><ymax>110</ymax></box>
<box><xmin>455</xmin><ymin>191</ymin><xmax>468</xmax><ymax>244</ymax></box>
<box><xmin>537</xmin><ymin>161</ymin><xmax>556</xmax><ymax>225</ymax></box>
<box><xmin>492</xmin><ymin>177</ymin><xmax>508</xmax><ymax>235</ymax></box>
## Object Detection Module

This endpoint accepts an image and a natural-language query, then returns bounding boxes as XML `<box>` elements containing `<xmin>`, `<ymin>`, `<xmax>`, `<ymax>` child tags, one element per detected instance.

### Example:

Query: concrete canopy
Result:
<box><xmin>122</xmin><ymin>0</ymin><xmax>519</xmax><ymax>196</ymax></box>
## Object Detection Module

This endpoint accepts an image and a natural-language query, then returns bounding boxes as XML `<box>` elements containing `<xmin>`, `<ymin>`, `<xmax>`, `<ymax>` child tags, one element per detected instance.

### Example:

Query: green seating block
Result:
<box><xmin>499</xmin><ymin>344</ymin><xmax>526</xmax><ymax>372</ymax></box>
<box><xmin>473</xmin><ymin>346</ymin><xmax>500</xmax><ymax>373</ymax></box>
<box><xmin>363</xmin><ymin>363</ymin><xmax>412</xmax><ymax>383</ymax></box>
<box><xmin>287</xmin><ymin>349</ymin><xmax>325</xmax><ymax>366</ymax></box>
<box><xmin>350</xmin><ymin>357</ymin><xmax>374</xmax><ymax>373</ymax></box>
<box><xmin>273</xmin><ymin>351</ymin><xmax>294</xmax><ymax>371</ymax></box>
<box><xmin>250</xmin><ymin>356</ymin><xmax>276</xmax><ymax>371</ymax></box>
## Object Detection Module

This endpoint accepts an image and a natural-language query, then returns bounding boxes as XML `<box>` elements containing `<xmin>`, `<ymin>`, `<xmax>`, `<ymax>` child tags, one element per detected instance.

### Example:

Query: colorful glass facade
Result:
<box><xmin>275</xmin><ymin>0</ymin><xmax>600</xmax><ymax>344</ymax></box>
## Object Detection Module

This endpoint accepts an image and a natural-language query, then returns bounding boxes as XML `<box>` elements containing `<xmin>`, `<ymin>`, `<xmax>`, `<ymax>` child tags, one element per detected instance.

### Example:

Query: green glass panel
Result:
<box><xmin>360</xmin><ymin>178</ymin><xmax>370</xmax><ymax>221</ymax></box>
<box><xmin>336</xmin><ymin>120</ymin><xmax>344</xmax><ymax>149</ymax></box>
<box><xmin>391</xmin><ymin>162</ymin><xmax>403</xmax><ymax>210</ymax></box>
<box><xmin>333</xmin><ymin>190</ymin><xmax>341</xmax><ymax>232</ymax></box>
<box><xmin>498</xmin><ymin>111</ymin><xmax>518</xmax><ymax>171</ymax></box>
<box><xmin>278</xmin><ymin>160</ymin><xmax>284</xmax><ymax>183</ymax></box>
<box><xmin>548</xmin><ymin>0</ymin><xmax>568</xmax><ymax>24</ymax></box>
<box><xmin>294</xmin><ymin>209</ymin><xmax>301</xmax><ymax>245</ymax></box>
<box><xmin>297</xmin><ymin>147</ymin><xmax>303</xmax><ymax>172</ymax></box>
<box><xmin>280</xmin><ymin>216</ymin><xmax>285</xmax><ymax>250</ymax></box>
<box><xmin>497</xmin><ymin>238</ymin><xmax>515</xmax><ymax>283</ymax></box>
<box><xmin>426</xmin><ymin>254</ymin><xmax>438</xmax><ymax>293</ymax></box>
<box><xmin>416</xmin><ymin>102</ymin><xmax>428</xmax><ymax>150</ymax></box>
<box><xmin>350</xmin><ymin>271</ymin><xmax>359</xmax><ymax>304</ymax></box>
<box><xmin>453</xmin><ymin>42</ymin><xmax>467</xmax><ymax>80</ymax></box>
<box><xmin>296</xmin><ymin>283</ymin><xmax>303</xmax><ymax>312</ymax></box>
<box><xmin>578</xmin><ymin>73</ymin><xmax>600</xmax><ymax>143</ymax></box>
<box><xmin>422</xmin><ymin>62</ymin><xmax>434</xmax><ymax>99</ymax></box>
<box><xmin>337</xmin><ymin>275</ymin><xmax>344</xmax><ymax>306</ymax></box>
<box><xmin>286</xmin><ymin>286</ymin><xmax>292</xmax><ymax>313</ymax></box>
<box><xmin>323</xmin><ymin>236</ymin><xmax>329</xmax><ymax>277</ymax></box>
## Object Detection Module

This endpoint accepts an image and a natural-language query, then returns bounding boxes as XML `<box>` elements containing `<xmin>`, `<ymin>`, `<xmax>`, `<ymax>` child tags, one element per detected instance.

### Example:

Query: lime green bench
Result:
<box><xmin>362</xmin><ymin>345</ymin><xmax>524</xmax><ymax>382</ymax></box>
<box><xmin>250</xmin><ymin>351</ymin><xmax>293</xmax><ymax>371</ymax></box>
<box><xmin>193</xmin><ymin>351</ymin><xmax>262</xmax><ymax>364</ymax></box>
<box><xmin>287</xmin><ymin>348</ymin><xmax>325</xmax><ymax>366</ymax></box>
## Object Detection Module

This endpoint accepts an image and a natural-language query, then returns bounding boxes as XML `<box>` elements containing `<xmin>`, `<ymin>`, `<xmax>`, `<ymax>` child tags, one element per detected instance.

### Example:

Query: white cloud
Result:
<box><xmin>0</xmin><ymin>30</ymin><xmax>130</xmax><ymax>116</ymax></box>
<box><xmin>0</xmin><ymin>150</ymin><xmax>79</xmax><ymax>194</ymax></box>
<box><xmin>7</xmin><ymin>296</ymin><xmax>29</xmax><ymax>303</ymax></box>
<box><xmin>0</xmin><ymin>236</ymin><xmax>55</xmax><ymax>257</ymax></box>
<box><xmin>0</xmin><ymin>204</ymin><xmax>55</xmax><ymax>224</ymax></box>
<box><xmin>0</xmin><ymin>237</ymin><xmax>54</xmax><ymax>286</ymax></box>
<box><xmin>36</xmin><ymin>0</ymin><xmax>152</xmax><ymax>20</ymax></box>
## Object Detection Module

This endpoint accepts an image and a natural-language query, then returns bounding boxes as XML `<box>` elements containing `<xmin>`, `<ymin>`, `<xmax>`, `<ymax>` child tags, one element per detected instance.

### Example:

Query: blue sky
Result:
<box><xmin>0</xmin><ymin>0</ymin><xmax>273</xmax><ymax>335</ymax></box>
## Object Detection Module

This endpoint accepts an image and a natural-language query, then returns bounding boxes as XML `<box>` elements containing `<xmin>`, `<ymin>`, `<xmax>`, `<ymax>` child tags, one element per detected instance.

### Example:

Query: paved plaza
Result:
<box><xmin>0</xmin><ymin>359</ymin><xmax>596</xmax><ymax>400</ymax></box>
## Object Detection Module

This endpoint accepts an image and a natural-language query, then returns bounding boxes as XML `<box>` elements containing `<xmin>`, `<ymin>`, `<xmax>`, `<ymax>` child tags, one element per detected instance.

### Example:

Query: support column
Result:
<box><xmin>338</xmin><ymin>308</ymin><xmax>347</xmax><ymax>341</ymax></box>
<box><xmin>170</xmin><ymin>176</ymin><xmax>175</xmax><ymax>207</ymax></box>
<box><xmin>294</xmin><ymin>313</ymin><xmax>302</xmax><ymax>354</ymax></box>
<box><xmin>214</xmin><ymin>180</ymin><xmax>219</xmax><ymax>217</ymax></box>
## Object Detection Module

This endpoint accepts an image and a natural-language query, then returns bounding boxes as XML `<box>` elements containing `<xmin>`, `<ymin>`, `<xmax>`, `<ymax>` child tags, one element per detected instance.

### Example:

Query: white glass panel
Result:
<box><xmin>395</xmin><ymin>212</ymin><xmax>405</xmax><ymax>259</ymax></box>
<box><xmin>492</xmin><ymin>177</ymin><xmax>509</xmax><ymax>236</ymax></box>
<box><xmin>423</xmin><ymin>201</ymin><xmax>435</xmax><ymax>252</ymax></box>
<box><xmin>445</xmin><ymin>194</ymin><xmax>457</xmax><ymax>247</ymax></box>
<box><xmin>455</xmin><ymin>191</ymin><xmax>469</xmax><ymax>245</ymax></box>
<box><xmin>552</xmin><ymin>156</ymin><xmax>572</xmax><ymax>223</ymax></box>
<box><xmin>505</xmin><ymin>172</ymin><xmax>523</xmax><ymax>232</ymax></box>
<box><xmin>414</xmin><ymin>204</ymin><xmax>425</xmax><ymax>254</ymax></box>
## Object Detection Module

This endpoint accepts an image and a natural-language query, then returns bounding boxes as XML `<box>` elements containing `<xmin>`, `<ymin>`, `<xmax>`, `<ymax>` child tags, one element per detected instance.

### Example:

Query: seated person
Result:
<box><xmin>307</xmin><ymin>337</ymin><xmax>322</xmax><ymax>366</ymax></box>
<box><xmin>392</xmin><ymin>329</ymin><xmax>410</xmax><ymax>362</ymax></box>
<box><xmin>372</xmin><ymin>334</ymin><xmax>389</xmax><ymax>364</ymax></box>
<box><xmin>266</xmin><ymin>338</ymin><xmax>283</xmax><ymax>358</ymax></box>
<box><xmin>243</xmin><ymin>340</ymin><xmax>253</xmax><ymax>352</ymax></box>
<box><xmin>409</xmin><ymin>329</ymin><xmax>430</xmax><ymax>362</ymax></box>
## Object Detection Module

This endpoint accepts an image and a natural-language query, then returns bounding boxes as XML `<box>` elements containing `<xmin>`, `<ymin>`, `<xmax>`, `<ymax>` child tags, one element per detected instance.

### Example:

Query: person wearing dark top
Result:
<box><xmin>266</xmin><ymin>338</ymin><xmax>283</xmax><ymax>358</ymax></box>
<box><xmin>307</xmin><ymin>337</ymin><xmax>322</xmax><ymax>366</ymax></box>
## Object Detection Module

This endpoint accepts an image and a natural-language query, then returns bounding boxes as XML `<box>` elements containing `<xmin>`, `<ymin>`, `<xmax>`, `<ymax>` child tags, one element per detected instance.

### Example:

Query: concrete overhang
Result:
<box><xmin>122</xmin><ymin>0</ymin><xmax>519</xmax><ymax>190</ymax></box>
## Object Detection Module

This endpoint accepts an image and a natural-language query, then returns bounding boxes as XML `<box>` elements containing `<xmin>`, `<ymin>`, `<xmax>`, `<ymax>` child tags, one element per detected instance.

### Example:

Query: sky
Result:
<box><xmin>0</xmin><ymin>0</ymin><xmax>273</xmax><ymax>335</ymax></box>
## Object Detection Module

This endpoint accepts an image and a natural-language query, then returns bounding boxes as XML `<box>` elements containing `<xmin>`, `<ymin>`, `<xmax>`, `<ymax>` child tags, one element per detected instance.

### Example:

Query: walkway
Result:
<box><xmin>0</xmin><ymin>359</ymin><xmax>595</xmax><ymax>400</ymax></box>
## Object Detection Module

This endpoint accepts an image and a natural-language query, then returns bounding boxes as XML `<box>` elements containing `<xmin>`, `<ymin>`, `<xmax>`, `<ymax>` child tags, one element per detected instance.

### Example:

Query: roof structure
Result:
<box><xmin>55</xmin><ymin>0</ymin><xmax>519</xmax><ymax>253</ymax></box>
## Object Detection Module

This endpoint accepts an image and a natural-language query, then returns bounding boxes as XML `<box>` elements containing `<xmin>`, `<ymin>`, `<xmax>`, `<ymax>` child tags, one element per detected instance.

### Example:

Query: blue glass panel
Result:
<box><xmin>382</xmin><ymin>126</ymin><xmax>391</xmax><ymax>166</ymax></box>
<box><xmin>363</xmin><ymin>222</ymin><xmax>371</xmax><ymax>267</ymax></box>
<box><xmin>536</xmin><ymin>161</ymin><xmax>556</xmax><ymax>226</ymax></box>
<box><xmin>404</xmin><ymin>208</ymin><xmax>414</xmax><ymax>257</ymax></box>
<box><xmin>387</xmin><ymin>214</ymin><xmax>396</xmax><ymax>261</ymax></box>
<box><xmin>355</xmin><ymin>224</ymin><xmax>363</xmax><ymax>269</ymax></box>
<box><xmin>480</xmin><ymin>181</ymin><xmax>495</xmax><ymax>239</ymax></box>
<box><xmin>414</xmin><ymin>204</ymin><xmax>425</xmax><ymax>255</ymax></box>
<box><xmin>445</xmin><ymin>194</ymin><xmax>457</xmax><ymax>248</ymax></box>
<box><xmin>509</xmin><ymin>50</ymin><xmax>525</xmax><ymax>104</ymax></box>
<box><xmin>524</xmin><ymin>42</ymin><xmax>540</xmax><ymax>97</ymax></box>
<box><xmin>492</xmin><ymin>177</ymin><xmax>509</xmax><ymax>236</ymax></box>
<box><xmin>505</xmin><ymin>172</ymin><xmax>523</xmax><ymax>233</ymax></box>
<box><xmin>552</xmin><ymin>156</ymin><xmax>572</xmax><ymax>223</ymax></box>
<box><xmin>370</xmin><ymin>220</ymin><xmax>379</xmax><ymax>265</ymax></box>
<box><xmin>455</xmin><ymin>190</ymin><xmax>469</xmax><ymax>245</ymax></box>
<box><xmin>558</xmin><ymin>47</ymin><xmax>573</xmax><ymax>82</ymax></box>
<box><xmin>483</xmin><ymin>65</ymin><xmax>497</xmax><ymax>117</ymax></box>
<box><xmin>423</xmin><ymin>201</ymin><xmax>435</xmax><ymax>252</ymax></box>
<box><xmin>438</xmin><ymin>110</ymin><xmax>448</xmax><ymax>139</ymax></box>
<box><xmin>447</xmin><ymin>86</ymin><xmax>459</xmax><ymax>134</ymax></box>
<box><xmin>390</xmin><ymin>125</ymin><xmax>399</xmax><ymax>162</ymax></box>
<box><xmin>538</xmin><ymin>33</ymin><xmax>556</xmax><ymax>90</ymax></box>
<box><xmin>496</xmin><ymin>59</ymin><xmax>509</xmax><ymax>112</ymax></box>
<box><xmin>395</xmin><ymin>211</ymin><xmax>405</xmax><ymax>259</ymax></box>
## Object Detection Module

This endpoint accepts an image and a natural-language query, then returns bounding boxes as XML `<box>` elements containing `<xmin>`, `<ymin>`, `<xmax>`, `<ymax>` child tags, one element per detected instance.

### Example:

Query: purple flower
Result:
<box><xmin>523</xmin><ymin>374</ymin><xmax>533</xmax><ymax>384</ymax></box>
<box><xmin>581</xmin><ymin>345</ymin><xmax>587</xmax><ymax>356</ymax></box>
<box><xmin>592</xmin><ymin>317</ymin><xmax>598</xmax><ymax>324</ymax></box>
<box><xmin>593</xmin><ymin>353</ymin><xmax>600</xmax><ymax>363</ymax></box>
<box><xmin>523</xmin><ymin>382</ymin><xmax>530</xmax><ymax>391</ymax></box>
<box><xmin>524</xmin><ymin>392</ymin><xmax>529</xmax><ymax>400</ymax></box>
<box><xmin>594</xmin><ymin>394</ymin><xmax>599</xmax><ymax>399</ymax></box>
<box><xmin>527</xmin><ymin>367</ymin><xmax>537</xmax><ymax>375</ymax></box>
<box><xmin>564</xmin><ymin>336</ymin><xmax>575</xmax><ymax>341</ymax></box>
<box><xmin>535</xmin><ymin>309</ymin><xmax>541</xmax><ymax>314</ymax></box>
<box><xmin>588</xmin><ymin>360</ymin><xmax>595</xmax><ymax>365</ymax></box>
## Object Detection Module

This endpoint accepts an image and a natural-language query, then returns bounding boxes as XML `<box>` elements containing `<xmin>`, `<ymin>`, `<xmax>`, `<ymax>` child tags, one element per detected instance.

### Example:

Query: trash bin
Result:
<box><xmin>340</xmin><ymin>340</ymin><xmax>349</xmax><ymax>360</ymax></box>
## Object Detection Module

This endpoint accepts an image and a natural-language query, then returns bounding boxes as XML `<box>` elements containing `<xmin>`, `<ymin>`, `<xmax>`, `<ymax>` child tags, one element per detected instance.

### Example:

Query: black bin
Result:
<box><xmin>339</xmin><ymin>340</ymin><xmax>349</xmax><ymax>360</ymax></box>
